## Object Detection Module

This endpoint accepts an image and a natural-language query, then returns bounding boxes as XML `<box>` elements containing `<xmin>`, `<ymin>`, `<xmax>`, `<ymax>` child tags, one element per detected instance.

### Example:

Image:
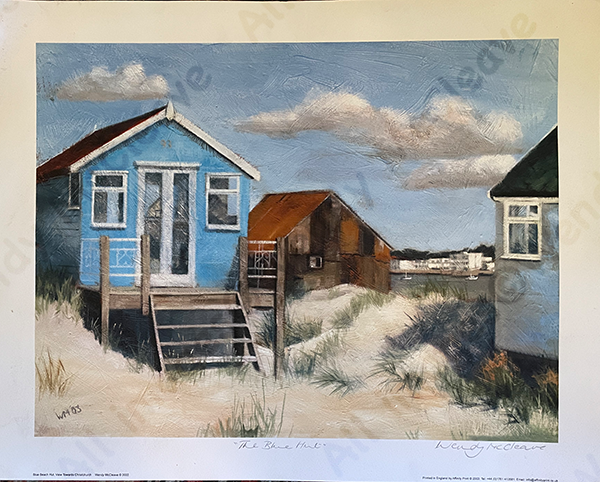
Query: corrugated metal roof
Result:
<box><xmin>248</xmin><ymin>190</ymin><xmax>394</xmax><ymax>250</ymax></box>
<box><xmin>490</xmin><ymin>127</ymin><xmax>558</xmax><ymax>198</ymax></box>
<box><xmin>36</xmin><ymin>106</ymin><xmax>166</xmax><ymax>184</ymax></box>
<box><xmin>248</xmin><ymin>191</ymin><xmax>331</xmax><ymax>241</ymax></box>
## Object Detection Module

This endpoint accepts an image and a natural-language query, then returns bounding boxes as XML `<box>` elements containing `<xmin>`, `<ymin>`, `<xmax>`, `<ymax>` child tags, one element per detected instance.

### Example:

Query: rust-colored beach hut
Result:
<box><xmin>248</xmin><ymin>191</ymin><xmax>392</xmax><ymax>294</ymax></box>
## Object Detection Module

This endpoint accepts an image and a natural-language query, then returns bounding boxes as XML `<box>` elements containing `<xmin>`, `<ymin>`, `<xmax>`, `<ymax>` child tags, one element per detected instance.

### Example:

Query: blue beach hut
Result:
<box><xmin>36</xmin><ymin>102</ymin><xmax>262</xmax><ymax>370</ymax></box>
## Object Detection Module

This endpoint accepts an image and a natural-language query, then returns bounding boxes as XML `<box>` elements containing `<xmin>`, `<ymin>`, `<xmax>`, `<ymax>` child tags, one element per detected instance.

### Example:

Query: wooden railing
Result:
<box><xmin>248</xmin><ymin>240</ymin><xmax>278</xmax><ymax>287</ymax></box>
<box><xmin>97</xmin><ymin>234</ymin><xmax>151</xmax><ymax>349</ymax></box>
<box><xmin>239</xmin><ymin>236</ymin><xmax>287</xmax><ymax>378</ymax></box>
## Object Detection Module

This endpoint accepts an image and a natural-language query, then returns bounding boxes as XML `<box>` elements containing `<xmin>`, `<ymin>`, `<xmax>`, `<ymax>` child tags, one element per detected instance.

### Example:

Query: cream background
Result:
<box><xmin>0</xmin><ymin>0</ymin><xmax>598</xmax><ymax>479</ymax></box>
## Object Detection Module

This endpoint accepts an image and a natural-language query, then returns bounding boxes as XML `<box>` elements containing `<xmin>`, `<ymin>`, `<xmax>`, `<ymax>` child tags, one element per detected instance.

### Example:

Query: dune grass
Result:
<box><xmin>408</xmin><ymin>280</ymin><xmax>469</xmax><ymax>301</ymax></box>
<box><xmin>286</xmin><ymin>351</ymin><xmax>319</xmax><ymax>378</ymax></box>
<box><xmin>331</xmin><ymin>289</ymin><xmax>394</xmax><ymax>329</ymax></box>
<box><xmin>284</xmin><ymin>288</ymin><xmax>392</xmax><ymax>381</ymax></box>
<box><xmin>35</xmin><ymin>350</ymin><xmax>72</xmax><ymax>397</ymax></box>
<box><xmin>437</xmin><ymin>353</ymin><xmax>558</xmax><ymax>425</ymax></box>
<box><xmin>256</xmin><ymin>309</ymin><xmax>323</xmax><ymax>350</ymax></box>
<box><xmin>385</xmin><ymin>293</ymin><xmax>557</xmax><ymax>435</ymax></box>
<box><xmin>200</xmin><ymin>388</ymin><xmax>286</xmax><ymax>438</ymax></box>
<box><xmin>36</xmin><ymin>269</ymin><xmax>82</xmax><ymax>317</ymax></box>
<box><xmin>371</xmin><ymin>350</ymin><xmax>425</xmax><ymax>396</ymax></box>
<box><xmin>312</xmin><ymin>364</ymin><xmax>364</xmax><ymax>396</ymax></box>
<box><xmin>285</xmin><ymin>329</ymin><xmax>345</xmax><ymax>379</ymax></box>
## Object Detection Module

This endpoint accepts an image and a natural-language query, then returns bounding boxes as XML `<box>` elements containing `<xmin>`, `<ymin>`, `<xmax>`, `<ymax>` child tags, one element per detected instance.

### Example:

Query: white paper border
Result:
<box><xmin>0</xmin><ymin>1</ymin><xmax>599</xmax><ymax>480</ymax></box>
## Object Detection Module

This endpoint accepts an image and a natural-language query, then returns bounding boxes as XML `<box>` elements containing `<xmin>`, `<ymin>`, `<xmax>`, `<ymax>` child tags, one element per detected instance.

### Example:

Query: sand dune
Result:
<box><xmin>35</xmin><ymin>286</ymin><xmax>512</xmax><ymax>439</ymax></box>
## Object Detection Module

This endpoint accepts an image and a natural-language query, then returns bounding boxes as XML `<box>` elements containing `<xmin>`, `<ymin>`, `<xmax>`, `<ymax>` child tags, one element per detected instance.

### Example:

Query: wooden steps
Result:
<box><xmin>161</xmin><ymin>338</ymin><xmax>253</xmax><ymax>347</ymax></box>
<box><xmin>150</xmin><ymin>292</ymin><xmax>261</xmax><ymax>372</ymax></box>
<box><xmin>165</xmin><ymin>356</ymin><xmax>258</xmax><ymax>366</ymax></box>
<box><xmin>157</xmin><ymin>323</ymin><xmax>249</xmax><ymax>330</ymax></box>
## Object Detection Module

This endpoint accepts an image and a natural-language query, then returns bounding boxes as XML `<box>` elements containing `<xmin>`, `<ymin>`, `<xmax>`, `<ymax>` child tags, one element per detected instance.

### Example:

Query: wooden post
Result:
<box><xmin>274</xmin><ymin>236</ymin><xmax>287</xmax><ymax>379</ymax></box>
<box><xmin>141</xmin><ymin>234</ymin><xmax>150</xmax><ymax>316</ymax></box>
<box><xmin>99</xmin><ymin>235</ymin><xmax>110</xmax><ymax>349</ymax></box>
<box><xmin>238</xmin><ymin>237</ymin><xmax>249</xmax><ymax>311</ymax></box>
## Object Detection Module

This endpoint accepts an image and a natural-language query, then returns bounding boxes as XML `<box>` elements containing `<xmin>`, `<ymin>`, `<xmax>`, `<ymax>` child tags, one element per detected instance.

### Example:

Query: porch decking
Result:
<box><xmin>82</xmin><ymin>234</ymin><xmax>287</xmax><ymax>376</ymax></box>
<box><xmin>79</xmin><ymin>285</ymin><xmax>242</xmax><ymax>310</ymax></box>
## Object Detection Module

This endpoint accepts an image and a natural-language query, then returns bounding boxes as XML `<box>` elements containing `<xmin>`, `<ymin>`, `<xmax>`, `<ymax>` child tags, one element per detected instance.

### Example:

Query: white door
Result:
<box><xmin>138</xmin><ymin>167</ymin><xmax>196</xmax><ymax>286</ymax></box>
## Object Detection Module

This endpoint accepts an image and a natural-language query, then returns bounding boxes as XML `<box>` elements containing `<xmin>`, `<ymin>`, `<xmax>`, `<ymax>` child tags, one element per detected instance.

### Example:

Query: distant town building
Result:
<box><xmin>427</xmin><ymin>258</ymin><xmax>453</xmax><ymax>270</ymax></box>
<box><xmin>391</xmin><ymin>252</ymin><xmax>494</xmax><ymax>274</ymax></box>
<box><xmin>450</xmin><ymin>252</ymin><xmax>483</xmax><ymax>271</ymax></box>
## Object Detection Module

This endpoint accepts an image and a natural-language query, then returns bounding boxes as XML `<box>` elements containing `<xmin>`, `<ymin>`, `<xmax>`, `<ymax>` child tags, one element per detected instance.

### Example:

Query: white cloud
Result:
<box><xmin>403</xmin><ymin>155</ymin><xmax>517</xmax><ymax>190</ymax></box>
<box><xmin>236</xmin><ymin>90</ymin><xmax>523</xmax><ymax>162</ymax></box>
<box><xmin>55</xmin><ymin>63</ymin><xmax>169</xmax><ymax>101</ymax></box>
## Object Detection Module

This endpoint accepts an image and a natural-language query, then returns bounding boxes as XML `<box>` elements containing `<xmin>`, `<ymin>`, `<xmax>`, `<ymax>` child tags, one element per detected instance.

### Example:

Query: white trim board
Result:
<box><xmin>67</xmin><ymin>102</ymin><xmax>260</xmax><ymax>180</ymax></box>
<box><xmin>134</xmin><ymin>161</ymin><xmax>201</xmax><ymax>170</ymax></box>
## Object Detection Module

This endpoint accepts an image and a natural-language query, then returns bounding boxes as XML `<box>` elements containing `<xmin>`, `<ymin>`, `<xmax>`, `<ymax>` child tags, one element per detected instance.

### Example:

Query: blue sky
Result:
<box><xmin>37</xmin><ymin>41</ymin><xmax>558</xmax><ymax>251</ymax></box>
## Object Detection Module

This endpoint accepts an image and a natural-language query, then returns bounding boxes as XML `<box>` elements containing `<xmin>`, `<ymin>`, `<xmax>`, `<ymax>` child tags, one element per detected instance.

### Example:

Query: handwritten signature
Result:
<box><xmin>435</xmin><ymin>441</ymin><xmax>546</xmax><ymax>459</ymax></box>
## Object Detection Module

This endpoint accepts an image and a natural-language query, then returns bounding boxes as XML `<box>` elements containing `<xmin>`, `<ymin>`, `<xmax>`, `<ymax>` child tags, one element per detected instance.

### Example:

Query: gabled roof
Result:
<box><xmin>490</xmin><ymin>126</ymin><xmax>558</xmax><ymax>198</ymax></box>
<box><xmin>36</xmin><ymin>102</ymin><xmax>260</xmax><ymax>184</ymax></box>
<box><xmin>249</xmin><ymin>191</ymin><xmax>331</xmax><ymax>241</ymax></box>
<box><xmin>248</xmin><ymin>190</ymin><xmax>393</xmax><ymax>249</ymax></box>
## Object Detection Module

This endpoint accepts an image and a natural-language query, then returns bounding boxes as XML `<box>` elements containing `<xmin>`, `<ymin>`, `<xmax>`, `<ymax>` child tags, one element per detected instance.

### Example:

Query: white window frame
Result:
<box><xmin>205</xmin><ymin>173</ymin><xmax>241</xmax><ymax>231</ymax></box>
<box><xmin>91</xmin><ymin>170</ymin><xmax>128</xmax><ymax>229</ymax></box>
<box><xmin>309</xmin><ymin>255</ymin><xmax>323</xmax><ymax>269</ymax></box>
<box><xmin>68</xmin><ymin>171</ymin><xmax>81</xmax><ymax>210</ymax></box>
<box><xmin>502</xmin><ymin>198</ymin><xmax>542</xmax><ymax>261</ymax></box>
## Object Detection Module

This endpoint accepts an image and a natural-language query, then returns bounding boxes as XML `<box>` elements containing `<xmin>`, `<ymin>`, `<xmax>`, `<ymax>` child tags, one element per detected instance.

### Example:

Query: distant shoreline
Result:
<box><xmin>390</xmin><ymin>269</ymin><xmax>495</xmax><ymax>277</ymax></box>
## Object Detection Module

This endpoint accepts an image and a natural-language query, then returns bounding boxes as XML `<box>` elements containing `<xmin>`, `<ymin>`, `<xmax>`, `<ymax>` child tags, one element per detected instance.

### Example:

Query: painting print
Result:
<box><xmin>35</xmin><ymin>41</ymin><xmax>558</xmax><ymax>441</ymax></box>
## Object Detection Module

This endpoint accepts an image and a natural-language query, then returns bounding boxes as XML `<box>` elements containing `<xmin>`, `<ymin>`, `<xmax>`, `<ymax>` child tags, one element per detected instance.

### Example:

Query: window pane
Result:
<box><xmin>210</xmin><ymin>176</ymin><xmax>231</xmax><ymax>190</ymax></box>
<box><xmin>96</xmin><ymin>175</ymin><xmax>123</xmax><ymax>187</ymax></box>
<box><xmin>208</xmin><ymin>193</ymin><xmax>238</xmax><ymax>225</ymax></box>
<box><xmin>106</xmin><ymin>191</ymin><xmax>120</xmax><ymax>224</ymax></box>
<box><xmin>529</xmin><ymin>205</ymin><xmax>538</xmax><ymax>215</ymax></box>
<box><xmin>145</xmin><ymin>173</ymin><xmax>162</xmax><ymax>217</ymax></box>
<box><xmin>69</xmin><ymin>173</ymin><xmax>80</xmax><ymax>207</ymax></box>
<box><xmin>528</xmin><ymin>223</ymin><xmax>539</xmax><ymax>254</ymax></box>
<box><xmin>173</xmin><ymin>174</ymin><xmax>189</xmax><ymax>221</ymax></box>
<box><xmin>172</xmin><ymin>174</ymin><xmax>189</xmax><ymax>275</ymax></box>
<box><xmin>144</xmin><ymin>173</ymin><xmax>162</xmax><ymax>273</ymax></box>
<box><xmin>172</xmin><ymin>222</ymin><xmax>189</xmax><ymax>275</ymax></box>
<box><xmin>93</xmin><ymin>191</ymin><xmax>107</xmax><ymax>224</ymax></box>
<box><xmin>509</xmin><ymin>223</ymin><xmax>526</xmax><ymax>254</ymax></box>
<box><xmin>228</xmin><ymin>177</ymin><xmax>238</xmax><ymax>190</ymax></box>
<box><xmin>227</xmin><ymin>193</ymin><xmax>238</xmax><ymax>216</ymax></box>
<box><xmin>509</xmin><ymin>205</ymin><xmax>527</xmax><ymax>217</ymax></box>
<box><xmin>117</xmin><ymin>192</ymin><xmax>124</xmax><ymax>224</ymax></box>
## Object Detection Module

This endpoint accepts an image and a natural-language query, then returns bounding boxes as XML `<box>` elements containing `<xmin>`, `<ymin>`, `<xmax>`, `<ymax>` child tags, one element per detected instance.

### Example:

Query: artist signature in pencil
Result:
<box><xmin>435</xmin><ymin>441</ymin><xmax>546</xmax><ymax>459</ymax></box>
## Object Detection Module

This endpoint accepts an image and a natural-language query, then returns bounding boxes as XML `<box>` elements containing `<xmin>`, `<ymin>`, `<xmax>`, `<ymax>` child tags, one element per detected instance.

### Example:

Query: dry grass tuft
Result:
<box><xmin>36</xmin><ymin>350</ymin><xmax>72</xmax><ymax>397</ymax></box>
<box><xmin>200</xmin><ymin>388</ymin><xmax>285</xmax><ymax>438</ymax></box>
<box><xmin>312</xmin><ymin>364</ymin><xmax>364</xmax><ymax>396</ymax></box>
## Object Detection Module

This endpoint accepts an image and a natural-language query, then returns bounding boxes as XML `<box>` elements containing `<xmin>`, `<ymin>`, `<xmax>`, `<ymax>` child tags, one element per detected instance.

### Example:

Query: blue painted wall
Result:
<box><xmin>494</xmin><ymin>202</ymin><xmax>559</xmax><ymax>359</ymax></box>
<box><xmin>77</xmin><ymin>119</ymin><xmax>252</xmax><ymax>288</ymax></box>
